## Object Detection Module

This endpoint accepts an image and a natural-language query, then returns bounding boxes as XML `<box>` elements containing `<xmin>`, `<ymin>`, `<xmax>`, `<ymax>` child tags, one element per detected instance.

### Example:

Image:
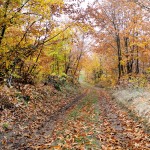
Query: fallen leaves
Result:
<box><xmin>0</xmin><ymin>83</ymin><xmax>82</xmax><ymax>149</ymax></box>
<box><xmin>1</xmin><ymin>86</ymin><xmax>150</xmax><ymax>149</ymax></box>
<box><xmin>35</xmin><ymin>90</ymin><xmax>102</xmax><ymax>149</ymax></box>
<box><xmin>99</xmin><ymin>90</ymin><xmax>150</xmax><ymax>150</ymax></box>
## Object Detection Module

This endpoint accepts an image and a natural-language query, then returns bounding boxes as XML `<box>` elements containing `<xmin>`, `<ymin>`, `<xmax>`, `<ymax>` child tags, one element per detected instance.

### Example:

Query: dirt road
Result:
<box><xmin>32</xmin><ymin>88</ymin><xmax>150</xmax><ymax>149</ymax></box>
<box><xmin>1</xmin><ymin>88</ymin><xmax>150</xmax><ymax>149</ymax></box>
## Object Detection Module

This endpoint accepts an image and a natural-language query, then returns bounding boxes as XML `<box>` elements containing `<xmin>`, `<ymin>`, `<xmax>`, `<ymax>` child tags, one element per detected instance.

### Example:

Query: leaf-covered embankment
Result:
<box><xmin>0</xmin><ymin>83</ymin><xmax>83</xmax><ymax>149</ymax></box>
<box><xmin>98</xmin><ymin>89</ymin><xmax>150</xmax><ymax>149</ymax></box>
<box><xmin>112</xmin><ymin>88</ymin><xmax>150</xmax><ymax>126</ymax></box>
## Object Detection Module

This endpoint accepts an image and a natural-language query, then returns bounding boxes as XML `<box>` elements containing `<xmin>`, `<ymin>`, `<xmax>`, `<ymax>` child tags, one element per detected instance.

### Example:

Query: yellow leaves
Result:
<box><xmin>33</xmin><ymin>0</ymin><xmax>64</xmax><ymax>11</ymax></box>
<box><xmin>120</xmin><ymin>60</ymin><xmax>125</xmax><ymax>66</ymax></box>
<box><xmin>83</xmin><ymin>53</ymin><xmax>101</xmax><ymax>73</ymax></box>
<box><xmin>76</xmin><ymin>23</ymin><xmax>94</xmax><ymax>33</ymax></box>
<box><xmin>5</xmin><ymin>60</ymin><xmax>9</xmax><ymax>69</ymax></box>
<box><xmin>35</xmin><ymin>0</ymin><xmax>64</xmax><ymax>6</ymax></box>
<box><xmin>26</xmin><ymin>0</ymin><xmax>63</xmax><ymax>19</ymax></box>
<box><xmin>130</xmin><ymin>41</ymin><xmax>149</xmax><ymax>48</ymax></box>
<box><xmin>50</xmin><ymin>0</ymin><xmax>64</xmax><ymax>6</ymax></box>
<box><xmin>32</xmin><ymin>145</ymin><xmax>61</xmax><ymax>150</ymax></box>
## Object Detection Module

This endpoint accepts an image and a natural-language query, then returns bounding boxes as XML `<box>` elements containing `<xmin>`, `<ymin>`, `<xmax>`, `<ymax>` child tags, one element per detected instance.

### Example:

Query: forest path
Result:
<box><xmin>30</xmin><ymin>87</ymin><xmax>150</xmax><ymax>149</ymax></box>
<box><xmin>1</xmin><ymin>87</ymin><xmax>150</xmax><ymax>149</ymax></box>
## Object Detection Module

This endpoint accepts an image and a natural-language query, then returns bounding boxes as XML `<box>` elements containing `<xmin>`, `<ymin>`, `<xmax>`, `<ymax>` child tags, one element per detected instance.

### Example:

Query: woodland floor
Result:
<box><xmin>0</xmin><ymin>85</ymin><xmax>150</xmax><ymax>149</ymax></box>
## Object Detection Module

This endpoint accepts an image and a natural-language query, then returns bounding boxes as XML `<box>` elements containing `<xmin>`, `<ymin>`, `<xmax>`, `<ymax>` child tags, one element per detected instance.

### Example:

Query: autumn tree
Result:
<box><xmin>0</xmin><ymin>0</ymin><xmax>66</xmax><ymax>85</ymax></box>
<box><xmin>82</xmin><ymin>0</ymin><xmax>150</xmax><ymax>85</ymax></box>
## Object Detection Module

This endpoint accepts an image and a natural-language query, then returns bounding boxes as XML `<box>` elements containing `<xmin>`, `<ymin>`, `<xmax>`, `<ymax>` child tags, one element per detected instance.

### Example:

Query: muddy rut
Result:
<box><xmin>0</xmin><ymin>90</ymin><xmax>88</xmax><ymax>150</ymax></box>
<box><xmin>98</xmin><ymin>90</ymin><xmax>150</xmax><ymax>150</ymax></box>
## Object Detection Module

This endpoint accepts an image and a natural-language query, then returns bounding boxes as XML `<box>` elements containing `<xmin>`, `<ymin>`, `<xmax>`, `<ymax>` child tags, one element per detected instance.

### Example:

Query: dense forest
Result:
<box><xmin>0</xmin><ymin>0</ymin><xmax>150</xmax><ymax>87</ymax></box>
<box><xmin>0</xmin><ymin>0</ymin><xmax>150</xmax><ymax>149</ymax></box>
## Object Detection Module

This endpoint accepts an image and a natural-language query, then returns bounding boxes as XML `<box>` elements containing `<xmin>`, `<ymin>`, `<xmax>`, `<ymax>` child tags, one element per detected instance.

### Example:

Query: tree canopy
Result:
<box><xmin>0</xmin><ymin>0</ymin><xmax>149</xmax><ymax>87</ymax></box>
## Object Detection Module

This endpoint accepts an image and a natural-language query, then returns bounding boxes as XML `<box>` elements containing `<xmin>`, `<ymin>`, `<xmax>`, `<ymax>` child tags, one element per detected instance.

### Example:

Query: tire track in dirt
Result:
<box><xmin>10</xmin><ymin>89</ymin><xmax>89</xmax><ymax>150</ymax></box>
<box><xmin>31</xmin><ymin>88</ymin><xmax>101</xmax><ymax>149</ymax></box>
<box><xmin>98</xmin><ymin>89</ymin><xmax>150</xmax><ymax>150</ymax></box>
<box><xmin>34</xmin><ymin>89</ymin><xmax>89</xmax><ymax>138</ymax></box>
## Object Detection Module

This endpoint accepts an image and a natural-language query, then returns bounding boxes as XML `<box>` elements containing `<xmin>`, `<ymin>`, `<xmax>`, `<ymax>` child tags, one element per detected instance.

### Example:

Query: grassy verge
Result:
<box><xmin>112</xmin><ymin>97</ymin><xmax>150</xmax><ymax>135</ymax></box>
<box><xmin>49</xmin><ymin>89</ymin><xmax>102</xmax><ymax>149</ymax></box>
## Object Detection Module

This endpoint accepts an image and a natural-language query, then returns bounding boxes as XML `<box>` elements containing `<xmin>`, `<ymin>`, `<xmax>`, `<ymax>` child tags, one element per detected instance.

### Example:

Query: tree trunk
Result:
<box><xmin>135</xmin><ymin>46</ymin><xmax>139</xmax><ymax>74</ymax></box>
<box><xmin>116</xmin><ymin>34</ymin><xmax>123</xmax><ymax>80</ymax></box>
<box><xmin>0</xmin><ymin>0</ymin><xmax>10</xmax><ymax>45</ymax></box>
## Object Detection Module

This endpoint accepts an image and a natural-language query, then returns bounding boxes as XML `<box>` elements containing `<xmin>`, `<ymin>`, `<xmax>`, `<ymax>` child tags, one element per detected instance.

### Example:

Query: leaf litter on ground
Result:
<box><xmin>0</xmin><ymin>83</ymin><xmax>82</xmax><ymax>149</ymax></box>
<box><xmin>32</xmin><ymin>89</ymin><xmax>102</xmax><ymax>149</ymax></box>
